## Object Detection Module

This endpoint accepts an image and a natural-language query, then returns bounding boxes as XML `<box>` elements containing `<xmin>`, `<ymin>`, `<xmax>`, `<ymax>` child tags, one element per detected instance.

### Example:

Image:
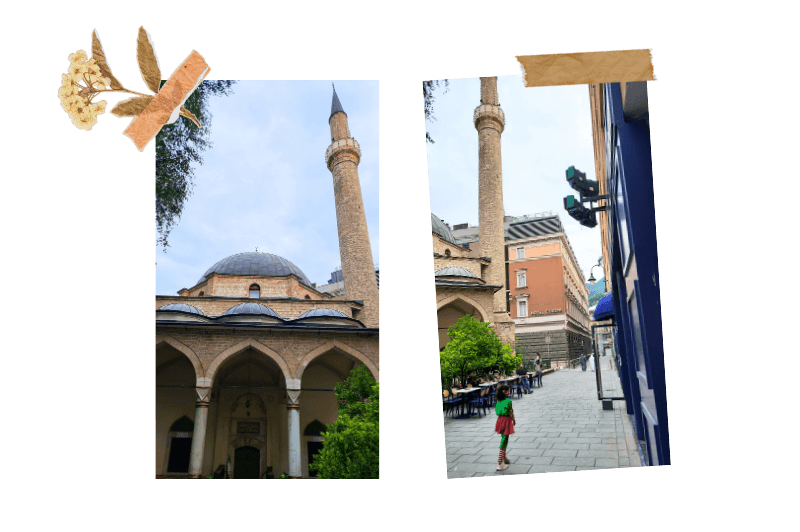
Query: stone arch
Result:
<box><xmin>205</xmin><ymin>338</ymin><xmax>293</xmax><ymax>387</ymax></box>
<box><xmin>294</xmin><ymin>340</ymin><xmax>378</xmax><ymax>383</ymax></box>
<box><xmin>156</xmin><ymin>335</ymin><xmax>204</xmax><ymax>381</ymax></box>
<box><xmin>436</xmin><ymin>294</ymin><xmax>490</xmax><ymax>323</ymax></box>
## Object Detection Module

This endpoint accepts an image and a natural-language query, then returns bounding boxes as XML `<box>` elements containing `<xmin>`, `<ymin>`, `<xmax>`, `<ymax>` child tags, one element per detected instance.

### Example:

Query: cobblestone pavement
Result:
<box><xmin>444</xmin><ymin>355</ymin><xmax>642</xmax><ymax>478</ymax></box>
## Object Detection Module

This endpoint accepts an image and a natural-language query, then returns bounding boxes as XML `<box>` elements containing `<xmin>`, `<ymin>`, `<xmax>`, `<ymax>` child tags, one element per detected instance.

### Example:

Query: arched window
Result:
<box><xmin>444</xmin><ymin>249</ymin><xmax>451</xmax><ymax>257</ymax></box>
<box><xmin>304</xmin><ymin>295</ymin><xmax>311</xmax><ymax>300</ymax></box>
<box><xmin>198</xmin><ymin>291</ymin><xmax>205</xmax><ymax>297</ymax></box>
<box><xmin>249</xmin><ymin>284</ymin><xmax>260</xmax><ymax>299</ymax></box>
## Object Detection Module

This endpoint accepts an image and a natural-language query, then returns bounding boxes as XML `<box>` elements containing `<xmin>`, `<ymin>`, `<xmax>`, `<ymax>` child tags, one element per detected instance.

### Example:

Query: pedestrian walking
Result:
<box><xmin>589</xmin><ymin>353</ymin><xmax>595</xmax><ymax>372</ymax></box>
<box><xmin>579</xmin><ymin>353</ymin><xmax>587</xmax><ymax>371</ymax></box>
<box><xmin>495</xmin><ymin>384</ymin><xmax>516</xmax><ymax>471</ymax></box>
<box><xmin>517</xmin><ymin>364</ymin><xmax>531</xmax><ymax>393</ymax></box>
<box><xmin>533</xmin><ymin>353</ymin><xmax>543</xmax><ymax>386</ymax></box>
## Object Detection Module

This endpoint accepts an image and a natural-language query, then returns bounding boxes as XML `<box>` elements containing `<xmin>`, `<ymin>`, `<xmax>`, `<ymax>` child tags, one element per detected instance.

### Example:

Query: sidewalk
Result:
<box><xmin>444</xmin><ymin>357</ymin><xmax>642</xmax><ymax>478</ymax></box>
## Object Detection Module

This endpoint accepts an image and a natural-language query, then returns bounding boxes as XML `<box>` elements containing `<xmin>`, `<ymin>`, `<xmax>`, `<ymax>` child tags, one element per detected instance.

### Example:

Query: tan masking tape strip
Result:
<box><xmin>124</xmin><ymin>50</ymin><xmax>210</xmax><ymax>151</ymax></box>
<box><xmin>516</xmin><ymin>49</ymin><xmax>655</xmax><ymax>87</ymax></box>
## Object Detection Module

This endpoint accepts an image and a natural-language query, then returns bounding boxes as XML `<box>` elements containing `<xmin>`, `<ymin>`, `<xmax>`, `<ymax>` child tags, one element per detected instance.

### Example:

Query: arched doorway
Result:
<box><xmin>156</xmin><ymin>341</ymin><xmax>199</xmax><ymax>476</ymax></box>
<box><xmin>233</xmin><ymin>446</ymin><xmax>260</xmax><ymax>479</ymax></box>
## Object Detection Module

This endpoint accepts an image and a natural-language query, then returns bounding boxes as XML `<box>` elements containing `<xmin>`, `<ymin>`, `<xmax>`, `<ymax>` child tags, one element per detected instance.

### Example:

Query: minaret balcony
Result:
<box><xmin>473</xmin><ymin>104</ymin><xmax>505</xmax><ymax>132</ymax></box>
<box><xmin>325</xmin><ymin>137</ymin><xmax>361</xmax><ymax>169</ymax></box>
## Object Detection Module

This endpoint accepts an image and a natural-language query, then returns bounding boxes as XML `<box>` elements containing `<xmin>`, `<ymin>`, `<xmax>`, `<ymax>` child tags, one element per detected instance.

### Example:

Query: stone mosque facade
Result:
<box><xmin>434</xmin><ymin>77</ymin><xmax>516</xmax><ymax>350</ymax></box>
<box><xmin>156</xmin><ymin>87</ymin><xmax>379</xmax><ymax>479</ymax></box>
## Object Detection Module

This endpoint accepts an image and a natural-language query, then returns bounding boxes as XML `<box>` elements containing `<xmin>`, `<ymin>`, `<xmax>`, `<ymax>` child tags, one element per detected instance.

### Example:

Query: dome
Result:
<box><xmin>222</xmin><ymin>302</ymin><xmax>281</xmax><ymax>318</ymax></box>
<box><xmin>298</xmin><ymin>308</ymin><xmax>349</xmax><ymax>318</ymax></box>
<box><xmin>431</xmin><ymin>213</ymin><xmax>457</xmax><ymax>245</ymax></box>
<box><xmin>435</xmin><ymin>266</ymin><xmax>478</xmax><ymax>279</ymax></box>
<box><xmin>157</xmin><ymin>303</ymin><xmax>205</xmax><ymax>316</ymax></box>
<box><xmin>197</xmin><ymin>252</ymin><xmax>312</xmax><ymax>287</ymax></box>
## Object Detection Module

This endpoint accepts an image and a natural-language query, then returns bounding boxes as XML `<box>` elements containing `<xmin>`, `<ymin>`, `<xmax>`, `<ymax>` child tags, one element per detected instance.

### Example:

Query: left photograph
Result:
<box><xmin>155</xmin><ymin>81</ymin><xmax>379</xmax><ymax>479</ymax></box>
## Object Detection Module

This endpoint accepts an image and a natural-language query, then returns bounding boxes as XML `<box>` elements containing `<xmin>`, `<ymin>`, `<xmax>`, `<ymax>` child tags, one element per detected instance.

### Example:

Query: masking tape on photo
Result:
<box><xmin>517</xmin><ymin>49</ymin><xmax>655</xmax><ymax>87</ymax></box>
<box><xmin>124</xmin><ymin>50</ymin><xmax>210</xmax><ymax>151</ymax></box>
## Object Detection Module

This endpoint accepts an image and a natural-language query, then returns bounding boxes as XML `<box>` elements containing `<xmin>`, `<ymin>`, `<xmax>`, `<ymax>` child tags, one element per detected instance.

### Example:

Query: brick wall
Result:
<box><xmin>156</xmin><ymin>295</ymin><xmax>359</xmax><ymax>320</ymax></box>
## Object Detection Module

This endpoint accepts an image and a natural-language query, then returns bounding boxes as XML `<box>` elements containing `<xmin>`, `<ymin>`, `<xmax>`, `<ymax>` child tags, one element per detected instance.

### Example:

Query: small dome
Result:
<box><xmin>157</xmin><ymin>303</ymin><xmax>205</xmax><ymax>316</ymax></box>
<box><xmin>197</xmin><ymin>252</ymin><xmax>313</xmax><ymax>287</ymax></box>
<box><xmin>298</xmin><ymin>308</ymin><xmax>349</xmax><ymax>319</ymax></box>
<box><xmin>431</xmin><ymin>213</ymin><xmax>457</xmax><ymax>245</ymax></box>
<box><xmin>435</xmin><ymin>266</ymin><xmax>478</xmax><ymax>279</ymax></box>
<box><xmin>222</xmin><ymin>303</ymin><xmax>281</xmax><ymax>318</ymax></box>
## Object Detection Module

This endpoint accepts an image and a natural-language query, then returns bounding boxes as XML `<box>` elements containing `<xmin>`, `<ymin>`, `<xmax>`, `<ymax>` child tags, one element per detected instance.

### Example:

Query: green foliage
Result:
<box><xmin>156</xmin><ymin>80</ymin><xmax>235</xmax><ymax>250</ymax></box>
<box><xmin>309</xmin><ymin>365</ymin><xmax>379</xmax><ymax>479</ymax></box>
<box><xmin>499</xmin><ymin>349</ymin><xmax>522</xmax><ymax>375</ymax></box>
<box><xmin>440</xmin><ymin>315</ymin><xmax>514</xmax><ymax>385</ymax></box>
<box><xmin>423</xmin><ymin>79</ymin><xmax>448</xmax><ymax>143</ymax></box>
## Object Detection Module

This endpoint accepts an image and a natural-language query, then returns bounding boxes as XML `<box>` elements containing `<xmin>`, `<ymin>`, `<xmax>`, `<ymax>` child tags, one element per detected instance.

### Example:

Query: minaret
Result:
<box><xmin>474</xmin><ymin>77</ymin><xmax>514</xmax><ymax>340</ymax></box>
<box><xmin>325</xmin><ymin>85</ymin><xmax>379</xmax><ymax>328</ymax></box>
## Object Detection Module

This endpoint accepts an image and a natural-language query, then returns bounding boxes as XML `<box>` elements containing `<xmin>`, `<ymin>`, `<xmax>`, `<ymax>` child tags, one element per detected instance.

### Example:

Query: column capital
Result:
<box><xmin>286</xmin><ymin>389</ymin><xmax>301</xmax><ymax>407</ymax></box>
<box><xmin>195</xmin><ymin>386</ymin><xmax>211</xmax><ymax>404</ymax></box>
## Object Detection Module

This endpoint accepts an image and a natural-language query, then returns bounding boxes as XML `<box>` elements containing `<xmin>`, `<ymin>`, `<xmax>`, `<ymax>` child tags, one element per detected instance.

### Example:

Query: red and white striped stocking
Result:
<box><xmin>498</xmin><ymin>449</ymin><xmax>506</xmax><ymax>465</ymax></box>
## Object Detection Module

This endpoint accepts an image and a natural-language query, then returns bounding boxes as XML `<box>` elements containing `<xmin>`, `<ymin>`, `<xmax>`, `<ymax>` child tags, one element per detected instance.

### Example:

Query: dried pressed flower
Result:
<box><xmin>58</xmin><ymin>49</ymin><xmax>109</xmax><ymax>131</ymax></box>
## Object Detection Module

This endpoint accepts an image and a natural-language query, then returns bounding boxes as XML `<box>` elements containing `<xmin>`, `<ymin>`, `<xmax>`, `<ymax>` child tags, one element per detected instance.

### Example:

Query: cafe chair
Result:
<box><xmin>442</xmin><ymin>390</ymin><xmax>461</xmax><ymax>415</ymax></box>
<box><xmin>487</xmin><ymin>383</ymin><xmax>497</xmax><ymax>407</ymax></box>
<box><xmin>469</xmin><ymin>390</ymin><xmax>487</xmax><ymax>417</ymax></box>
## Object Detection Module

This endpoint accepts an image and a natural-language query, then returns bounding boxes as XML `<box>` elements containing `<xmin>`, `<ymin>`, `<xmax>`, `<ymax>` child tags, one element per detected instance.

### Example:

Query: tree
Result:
<box><xmin>440</xmin><ymin>315</ymin><xmax>514</xmax><ymax>386</ymax></box>
<box><xmin>156</xmin><ymin>80</ymin><xmax>235</xmax><ymax>250</ymax></box>
<box><xmin>423</xmin><ymin>79</ymin><xmax>448</xmax><ymax>143</ymax></box>
<box><xmin>309</xmin><ymin>365</ymin><xmax>379</xmax><ymax>479</ymax></box>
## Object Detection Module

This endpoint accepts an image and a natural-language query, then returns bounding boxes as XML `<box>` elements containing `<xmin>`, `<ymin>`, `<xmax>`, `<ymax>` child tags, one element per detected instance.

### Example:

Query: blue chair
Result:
<box><xmin>480</xmin><ymin>386</ymin><xmax>492</xmax><ymax>410</ymax></box>
<box><xmin>468</xmin><ymin>389</ymin><xmax>487</xmax><ymax>418</ymax></box>
<box><xmin>487</xmin><ymin>383</ymin><xmax>497</xmax><ymax>406</ymax></box>
<box><xmin>443</xmin><ymin>389</ymin><xmax>461</xmax><ymax>418</ymax></box>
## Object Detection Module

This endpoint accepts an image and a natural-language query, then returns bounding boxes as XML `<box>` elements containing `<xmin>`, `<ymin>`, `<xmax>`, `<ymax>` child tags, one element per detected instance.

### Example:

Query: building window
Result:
<box><xmin>516</xmin><ymin>271</ymin><xmax>526</xmax><ymax>288</ymax></box>
<box><xmin>444</xmin><ymin>249</ymin><xmax>451</xmax><ymax>257</ymax></box>
<box><xmin>198</xmin><ymin>291</ymin><xmax>204</xmax><ymax>297</ymax></box>
<box><xmin>249</xmin><ymin>284</ymin><xmax>260</xmax><ymax>298</ymax></box>
<box><xmin>516</xmin><ymin>247</ymin><xmax>524</xmax><ymax>259</ymax></box>
<box><xmin>518</xmin><ymin>299</ymin><xmax>527</xmax><ymax>317</ymax></box>
<box><xmin>304</xmin><ymin>295</ymin><xmax>311</xmax><ymax>300</ymax></box>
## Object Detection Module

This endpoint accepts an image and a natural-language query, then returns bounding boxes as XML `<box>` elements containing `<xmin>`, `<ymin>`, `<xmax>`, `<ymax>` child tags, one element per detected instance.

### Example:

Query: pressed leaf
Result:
<box><xmin>111</xmin><ymin>96</ymin><xmax>154</xmax><ymax>117</ymax></box>
<box><xmin>136</xmin><ymin>27</ymin><xmax>161</xmax><ymax>94</ymax></box>
<box><xmin>91</xmin><ymin>29</ymin><xmax>123</xmax><ymax>90</ymax></box>
<box><xmin>179</xmin><ymin>105</ymin><xmax>202</xmax><ymax>128</ymax></box>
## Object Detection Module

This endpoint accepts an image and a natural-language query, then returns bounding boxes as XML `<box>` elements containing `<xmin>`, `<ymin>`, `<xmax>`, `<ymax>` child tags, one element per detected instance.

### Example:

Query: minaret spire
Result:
<box><xmin>330</xmin><ymin>83</ymin><xmax>346</xmax><ymax>122</ymax></box>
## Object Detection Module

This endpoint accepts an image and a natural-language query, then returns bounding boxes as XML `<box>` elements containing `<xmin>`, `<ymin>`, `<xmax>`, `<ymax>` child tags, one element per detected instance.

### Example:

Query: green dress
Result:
<box><xmin>495</xmin><ymin>397</ymin><xmax>515</xmax><ymax>438</ymax></box>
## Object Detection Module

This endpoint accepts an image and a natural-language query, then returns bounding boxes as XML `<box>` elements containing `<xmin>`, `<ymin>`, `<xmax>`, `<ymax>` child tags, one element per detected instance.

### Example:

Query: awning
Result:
<box><xmin>593</xmin><ymin>292</ymin><xmax>614</xmax><ymax>321</ymax></box>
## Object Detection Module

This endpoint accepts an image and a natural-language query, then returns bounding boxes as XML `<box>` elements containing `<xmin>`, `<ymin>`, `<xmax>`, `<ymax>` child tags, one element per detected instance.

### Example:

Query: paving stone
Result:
<box><xmin>595</xmin><ymin>458</ymin><xmax>619</xmax><ymax>468</ymax></box>
<box><xmin>551</xmin><ymin>457</ymin><xmax>597</xmax><ymax>467</ymax></box>
<box><xmin>577</xmin><ymin>450</ymin><xmax>619</xmax><ymax>459</ymax></box>
<box><xmin>543</xmin><ymin>449</ymin><xmax>579</xmax><ymax>458</ymax></box>
<box><xmin>512</xmin><ymin>455</ymin><xmax>554</xmax><ymax>466</ymax></box>
<box><xmin>550</xmin><ymin>442</ymin><xmax>591</xmax><ymax>451</ymax></box>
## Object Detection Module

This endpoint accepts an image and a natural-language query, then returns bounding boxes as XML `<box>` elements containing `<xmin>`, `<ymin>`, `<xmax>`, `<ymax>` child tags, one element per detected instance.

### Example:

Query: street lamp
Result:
<box><xmin>588</xmin><ymin>257</ymin><xmax>602</xmax><ymax>285</ymax></box>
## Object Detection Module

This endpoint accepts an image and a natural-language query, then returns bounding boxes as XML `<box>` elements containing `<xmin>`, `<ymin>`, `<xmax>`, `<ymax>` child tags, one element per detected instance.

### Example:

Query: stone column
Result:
<box><xmin>286</xmin><ymin>389</ymin><xmax>302</xmax><ymax>478</ymax></box>
<box><xmin>188</xmin><ymin>385</ymin><xmax>211</xmax><ymax>478</ymax></box>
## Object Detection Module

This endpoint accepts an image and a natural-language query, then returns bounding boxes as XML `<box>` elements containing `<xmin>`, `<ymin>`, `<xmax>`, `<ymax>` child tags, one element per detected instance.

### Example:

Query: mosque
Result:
<box><xmin>155</xmin><ymin>87</ymin><xmax>379</xmax><ymax>479</ymax></box>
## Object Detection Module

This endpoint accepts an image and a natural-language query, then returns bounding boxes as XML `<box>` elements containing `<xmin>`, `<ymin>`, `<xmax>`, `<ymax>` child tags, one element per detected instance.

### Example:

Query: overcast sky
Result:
<box><xmin>155</xmin><ymin>80</ymin><xmax>379</xmax><ymax>295</ymax></box>
<box><xmin>426</xmin><ymin>75</ymin><xmax>603</xmax><ymax>283</ymax></box>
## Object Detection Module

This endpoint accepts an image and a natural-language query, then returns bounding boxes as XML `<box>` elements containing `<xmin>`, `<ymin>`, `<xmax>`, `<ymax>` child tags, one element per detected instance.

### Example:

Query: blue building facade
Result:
<box><xmin>590</xmin><ymin>81</ymin><xmax>669</xmax><ymax>466</ymax></box>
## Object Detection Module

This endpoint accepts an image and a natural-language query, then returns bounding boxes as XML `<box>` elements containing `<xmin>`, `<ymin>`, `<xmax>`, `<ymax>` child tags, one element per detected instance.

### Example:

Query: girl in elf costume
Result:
<box><xmin>495</xmin><ymin>384</ymin><xmax>516</xmax><ymax>471</ymax></box>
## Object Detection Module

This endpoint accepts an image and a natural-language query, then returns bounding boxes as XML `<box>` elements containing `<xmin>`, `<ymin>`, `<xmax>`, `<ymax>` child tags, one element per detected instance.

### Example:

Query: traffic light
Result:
<box><xmin>563</xmin><ymin>166</ymin><xmax>604</xmax><ymax>228</ymax></box>
<box><xmin>566</xmin><ymin>166</ymin><xmax>599</xmax><ymax>197</ymax></box>
<box><xmin>563</xmin><ymin>195</ymin><xmax>597</xmax><ymax>228</ymax></box>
